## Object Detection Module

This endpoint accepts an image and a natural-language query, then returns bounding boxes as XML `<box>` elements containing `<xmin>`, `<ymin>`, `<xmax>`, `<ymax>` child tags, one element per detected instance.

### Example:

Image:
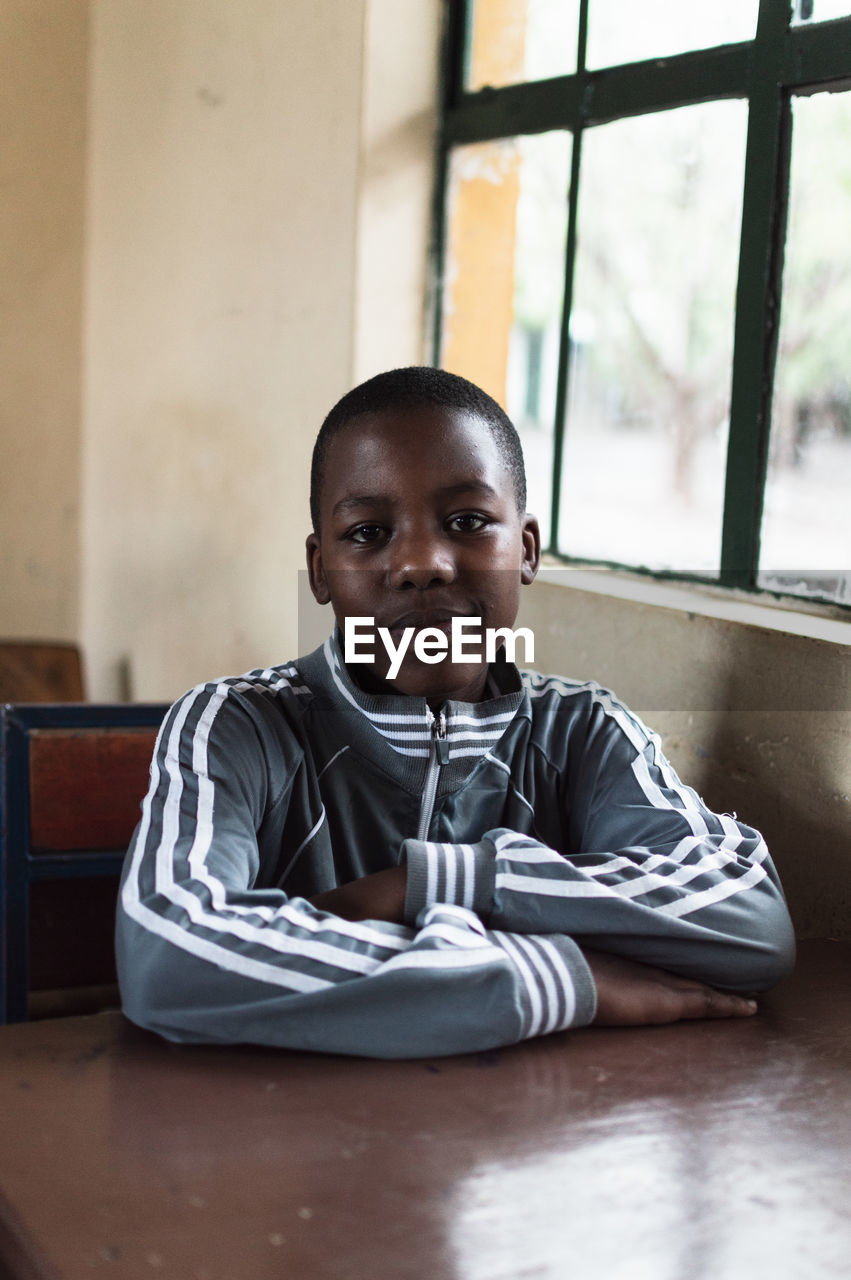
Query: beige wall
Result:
<box><xmin>81</xmin><ymin>0</ymin><xmax>363</xmax><ymax>699</ymax></box>
<box><xmin>0</xmin><ymin>0</ymin><xmax>87</xmax><ymax>642</ymax></box>
<box><xmin>518</xmin><ymin>576</ymin><xmax>851</xmax><ymax>940</ymax></box>
<box><xmin>80</xmin><ymin>0</ymin><xmax>439</xmax><ymax>700</ymax></box>
<box><xmin>355</xmin><ymin>0</ymin><xmax>440</xmax><ymax>382</ymax></box>
<box><xmin>0</xmin><ymin>0</ymin><xmax>439</xmax><ymax>698</ymax></box>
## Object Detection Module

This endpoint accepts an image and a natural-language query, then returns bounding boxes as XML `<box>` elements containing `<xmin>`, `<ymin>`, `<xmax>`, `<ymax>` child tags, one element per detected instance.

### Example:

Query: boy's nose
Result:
<box><xmin>387</xmin><ymin>529</ymin><xmax>456</xmax><ymax>589</ymax></box>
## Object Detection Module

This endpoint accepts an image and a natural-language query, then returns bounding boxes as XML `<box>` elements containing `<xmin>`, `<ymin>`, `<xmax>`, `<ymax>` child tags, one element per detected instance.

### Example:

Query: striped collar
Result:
<box><xmin>315</xmin><ymin>631</ymin><xmax>525</xmax><ymax>764</ymax></box>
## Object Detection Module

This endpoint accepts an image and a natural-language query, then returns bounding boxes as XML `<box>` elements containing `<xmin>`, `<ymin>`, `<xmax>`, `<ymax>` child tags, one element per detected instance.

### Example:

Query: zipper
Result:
<box><xmin>417</xmin><ymin>708</ymin><xmax>448</xmax><ymax>840</ymax></box>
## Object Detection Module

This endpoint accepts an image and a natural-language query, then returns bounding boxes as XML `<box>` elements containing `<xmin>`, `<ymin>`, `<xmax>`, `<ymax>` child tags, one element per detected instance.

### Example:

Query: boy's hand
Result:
<box><xmin>308</xmin><ymin>867</ymin><xmax>408</xmax><ymax>924</ymax></box>
<box><xmin>583</xmin><ymin>948</ymin><xmax>758</xmax><ymax>1026</ymax></box>
<box><xmin>306</xmin><ymin>892</ymin><xmax>759</xmax><ymax>1022</ymax></box>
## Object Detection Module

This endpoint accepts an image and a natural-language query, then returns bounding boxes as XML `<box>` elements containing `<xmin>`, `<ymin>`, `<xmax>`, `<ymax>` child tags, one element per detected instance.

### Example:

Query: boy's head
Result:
<box><xmin>306</xmin><ymin>367</ymin><xmax>540</xmax><ymax>705</ymax></box>
<box><xmin>310</xmin><ymin>367</ymin><xmax>526</xmax><ymax>535</ymax></box>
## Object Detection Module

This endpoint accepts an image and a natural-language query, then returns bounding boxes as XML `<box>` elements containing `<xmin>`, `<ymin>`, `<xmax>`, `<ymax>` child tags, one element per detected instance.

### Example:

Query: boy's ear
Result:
<box><xmin>305</xmin><ymin>533</ymin><xmax>331</xmax><ymax>605</ymax></box>
<box><xmin>520</xmin><ymin>514</ymin><xmax>541</xmax><ymax>585</ymax></box>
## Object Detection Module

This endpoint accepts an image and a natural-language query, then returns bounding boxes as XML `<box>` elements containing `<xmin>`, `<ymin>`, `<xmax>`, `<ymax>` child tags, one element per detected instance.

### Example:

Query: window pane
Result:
<box><xmin>557</xmin><ymin>101</ymin><xmax>748</xmax><ymax>572</ymax></box>
<box><xmin>466</xmin><ymin>0</ymin><xmax>579</xmax><ymax>91</ymax></box>
<box><xmin>440</xmin><ymin>132</ymin><xmax>571</xmax><ymax>524</ymax></box>
<box><xmin>791</xmin><ymin>0</ymin><xmax>851</xmax><ymax>24</ymax></box>
<box><xmin>587</xmin><ymin>0</ymin><xmax>758</xmax><ymax>69</ymax></box>
<box><xmin>758</xmin><ymin>91</ymin><xmax>851</xmax><ymax>606</ymax></box>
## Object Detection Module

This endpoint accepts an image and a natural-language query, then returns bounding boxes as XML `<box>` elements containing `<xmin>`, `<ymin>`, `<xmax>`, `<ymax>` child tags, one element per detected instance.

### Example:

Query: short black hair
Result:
<box><xmin>310</xmin><ymin>366</ymin><xmax>527</xmax><ymax>533</ymax></box>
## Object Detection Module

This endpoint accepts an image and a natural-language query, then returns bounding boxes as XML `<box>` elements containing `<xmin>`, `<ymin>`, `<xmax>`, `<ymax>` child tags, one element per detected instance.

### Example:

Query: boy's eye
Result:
<box><xmin>447</xmin><ymin>512</ymin><xmax>490</xmax><ymax>533</ymax></box>
<box><xmin>347</xmin><ymin>523</ymin><xmax>386</xmax><ymax>544</ymax></box>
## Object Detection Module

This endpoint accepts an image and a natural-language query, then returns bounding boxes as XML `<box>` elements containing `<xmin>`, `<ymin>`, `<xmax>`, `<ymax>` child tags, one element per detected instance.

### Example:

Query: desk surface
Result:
<box><xmin>1</xmin><ymin>938</ymin><xmax>849</xmax><ymax>1280</ymax></box>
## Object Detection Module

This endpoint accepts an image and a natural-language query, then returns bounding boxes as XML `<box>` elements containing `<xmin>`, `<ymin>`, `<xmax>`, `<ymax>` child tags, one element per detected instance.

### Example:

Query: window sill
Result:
<box><xmin>536</xmin><ymin>561</ymin><xmax>851</xmax><ymax>648</ymax></box>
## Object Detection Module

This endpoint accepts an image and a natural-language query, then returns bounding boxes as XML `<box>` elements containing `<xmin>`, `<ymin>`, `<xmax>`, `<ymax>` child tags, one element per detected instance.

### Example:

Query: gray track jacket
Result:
<box><xmin>116</xmin><ymin>635</ymin><xmax>795</xmax><ymax>1058</ymax></box>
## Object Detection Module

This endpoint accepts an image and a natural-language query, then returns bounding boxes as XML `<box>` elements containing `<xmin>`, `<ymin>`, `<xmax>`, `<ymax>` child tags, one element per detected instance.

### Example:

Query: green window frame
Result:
<box><xmin>432</xmin><ymin>0</ymin><xmax>851</xmax><ymax>607</ymax></box>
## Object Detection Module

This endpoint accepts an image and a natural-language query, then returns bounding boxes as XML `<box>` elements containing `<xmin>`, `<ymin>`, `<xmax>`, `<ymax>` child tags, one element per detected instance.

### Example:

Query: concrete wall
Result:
<box><xmin>0</xmin><ymin>0</ymin><xmax>440</xmax><ymax>698</ymax></box>
<box><xmin>0</xmin><ymin>0</ymin><xmax>87</xmax><ymax>643</ymax></box>
<box><xmin>354</xmin><ymin>0</ymin><xmax>440</xmax><ymax>383</ymax></box>
<box><xmin>81</xmin><ymin>0</ymin><xmax>440</xmax><ymax>700</ymax></box>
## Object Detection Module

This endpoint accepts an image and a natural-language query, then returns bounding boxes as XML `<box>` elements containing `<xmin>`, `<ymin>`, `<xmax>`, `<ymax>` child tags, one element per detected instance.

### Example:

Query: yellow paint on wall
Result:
<box><xmin>440</xmin><ymin>0</ymin><xmax>527</xmax><ymax>407</ymax></box>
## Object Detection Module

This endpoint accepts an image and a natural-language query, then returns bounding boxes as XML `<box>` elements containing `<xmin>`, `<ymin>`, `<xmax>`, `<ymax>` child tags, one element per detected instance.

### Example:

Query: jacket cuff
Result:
<box><xmin>401</xmin><ymin>835</ymin><xmax>497</xmax><ymax>925</ymax></box>
<box><xmin>491</xmin><ymin>931</ymin><xmax>596</xmax><ymax>1039</ymax></box>
<box><xmin>488</xmin><ymin>930</ymin><xmax>597</xmax><ymax>1034</ymax></box>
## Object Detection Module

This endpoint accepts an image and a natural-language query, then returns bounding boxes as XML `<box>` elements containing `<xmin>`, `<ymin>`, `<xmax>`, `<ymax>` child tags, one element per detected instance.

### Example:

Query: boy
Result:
<box><xmin>116</xmin><ymin>367</ymin><xmax>795</xmax><ymax>1057</ymax></box>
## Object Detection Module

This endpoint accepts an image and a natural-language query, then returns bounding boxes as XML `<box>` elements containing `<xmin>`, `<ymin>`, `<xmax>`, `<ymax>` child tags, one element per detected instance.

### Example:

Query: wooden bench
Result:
<box><xmin>0</xmin><ymin>702</ymin><xmax>168</xmax><ymax>1023</ymax></box>
<box><xmin>0</xmin><ymin>641</ymin><xmax>85</xmax><ymax>702</ymax></box>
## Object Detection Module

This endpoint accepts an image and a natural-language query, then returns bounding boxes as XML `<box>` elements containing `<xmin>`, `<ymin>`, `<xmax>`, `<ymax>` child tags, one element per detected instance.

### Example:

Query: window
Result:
<box><xmin>435</xmin><ymin>0</ymin><xmax>851</xmax><ymax>607</ymax></box>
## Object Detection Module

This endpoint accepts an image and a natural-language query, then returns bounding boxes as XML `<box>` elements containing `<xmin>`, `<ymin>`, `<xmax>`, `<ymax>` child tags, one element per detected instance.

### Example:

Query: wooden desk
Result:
<box><xmin>0</xmin><ymin>939</ymin><xmax>849</xmax><ymax>1280</ymax></box>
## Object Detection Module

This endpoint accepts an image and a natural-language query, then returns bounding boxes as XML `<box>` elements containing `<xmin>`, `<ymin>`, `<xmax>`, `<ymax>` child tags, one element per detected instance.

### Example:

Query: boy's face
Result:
<box><xmin>306</xmin><ymin>405</ymin><xmax>540</xmax><ymax>704</ymax></box>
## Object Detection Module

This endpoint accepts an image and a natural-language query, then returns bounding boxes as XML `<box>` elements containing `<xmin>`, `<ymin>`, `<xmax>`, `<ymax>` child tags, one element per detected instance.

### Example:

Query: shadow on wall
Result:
<box><xmin>672</xmin><ymin>623</ymin><xmax>850</xmax><ymax>942</ymax></box>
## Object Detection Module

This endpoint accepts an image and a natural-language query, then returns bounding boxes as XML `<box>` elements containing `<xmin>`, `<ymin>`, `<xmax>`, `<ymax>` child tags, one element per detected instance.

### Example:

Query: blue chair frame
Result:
<box><xmin>0</xmin><ymin>702</ymin><xmax>168</xmax><ymax>1023</ymax></box>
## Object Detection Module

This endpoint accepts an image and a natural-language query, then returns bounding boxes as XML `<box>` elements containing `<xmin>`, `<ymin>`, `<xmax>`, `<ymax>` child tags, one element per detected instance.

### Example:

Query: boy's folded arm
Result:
<box><xmin>402</xmin><ymin>824</ymin><xmax>794</xmax><ymax>970</ymax></box>
<box><xmin>401</xmin><ymin>825</ymin><xmax>794</xmax><ymax>994</ymax></box>
<box><xmin>400</xmin><ymin>721</ymin><xmax>796</xmax><ymax>996</ymax></box>
<box><xmin>116</xmin><ymin>857</ymin><xmax>599</xmax><ymax>1056</ymax></box>
<box><xmin>308</xmin><ymin>865</ymin><xmax>408</xmax><ymax>924</ymax></box>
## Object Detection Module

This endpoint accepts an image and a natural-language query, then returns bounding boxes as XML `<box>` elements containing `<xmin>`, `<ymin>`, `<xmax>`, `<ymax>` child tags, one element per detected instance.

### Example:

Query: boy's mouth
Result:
<box><xmin>383</xmin><ymin>611</ymin><xmax>477</xmax><ymax>640</ymax></box>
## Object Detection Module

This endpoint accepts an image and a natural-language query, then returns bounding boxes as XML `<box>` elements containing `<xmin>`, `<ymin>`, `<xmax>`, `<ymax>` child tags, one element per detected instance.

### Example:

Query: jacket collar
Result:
<box><xmin>296</xmin><ymin>632</ymin><xmax>526</xmax><ymax>791</ymax></box>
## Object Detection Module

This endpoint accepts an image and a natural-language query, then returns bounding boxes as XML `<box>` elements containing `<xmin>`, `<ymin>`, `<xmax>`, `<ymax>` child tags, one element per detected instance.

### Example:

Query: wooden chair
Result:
<box><xmin>0</xmin><ymin>702</ymin><xmax>169</xmax><ymax>1023</ymax></box>
<box><xmin>0</xmin><ymin>641</ymin><xmax>85</xmax><ymax>702</ymax></box>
